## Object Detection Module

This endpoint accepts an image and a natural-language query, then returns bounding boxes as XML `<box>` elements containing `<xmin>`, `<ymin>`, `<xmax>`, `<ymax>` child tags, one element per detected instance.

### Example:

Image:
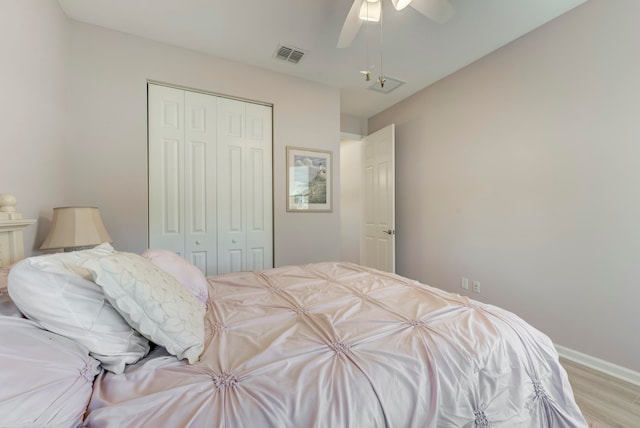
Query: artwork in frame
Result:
<box><xmin>286</xmin><ymin>146</ymin><xmax>332</xmax><ymax>212</ymax></box>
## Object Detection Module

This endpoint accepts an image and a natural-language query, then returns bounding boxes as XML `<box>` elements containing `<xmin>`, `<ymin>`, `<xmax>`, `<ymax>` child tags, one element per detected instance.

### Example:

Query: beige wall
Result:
<box><xmin>62</xmin><ymin>21</ymin><xmax>341</xmax><ymax>265</ymax></box>
<box><xmin>370</xmin><ymin>0</ymin><xmax>640</xmax><ymax>371</ymax></box>
<box><xmin>339</xmin><ymin>139</ymin><xmax>362</xmax><ymax>264</ymax></box>
<box><xmin>340</xmin><ymin>114</ymin><xmax>367</xmax><ymax>136</ymax></box>
<box><xmin>0</xmin><ymin>0</ymin><xmax>70</xmax><ymax>251</ymax></box>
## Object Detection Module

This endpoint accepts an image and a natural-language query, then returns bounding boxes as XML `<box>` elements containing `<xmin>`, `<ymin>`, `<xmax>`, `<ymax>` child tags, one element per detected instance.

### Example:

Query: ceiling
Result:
<box><xmin>57</xmin><ymin>0</ymin><xmax>587</xmax><ymax>119</ymax></box>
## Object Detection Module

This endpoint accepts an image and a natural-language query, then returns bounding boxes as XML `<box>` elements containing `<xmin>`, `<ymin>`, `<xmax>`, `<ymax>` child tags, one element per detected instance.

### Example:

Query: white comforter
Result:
<box><xmin>84</xmin><ymin>262</ymin><xmax>587</xmax><ymax>427</ymax></box>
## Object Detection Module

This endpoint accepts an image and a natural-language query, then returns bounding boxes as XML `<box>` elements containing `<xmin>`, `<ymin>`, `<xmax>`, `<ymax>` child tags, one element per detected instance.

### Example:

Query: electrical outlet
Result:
<box><xmin>461</xmin><ymin>277</ymin><xmax>469</xmax><ymax>290</ymax></box>
<box><xmin>472</xmin><ymin>281</ymin><xmax>481</xmax><ymax>293</ymax></box>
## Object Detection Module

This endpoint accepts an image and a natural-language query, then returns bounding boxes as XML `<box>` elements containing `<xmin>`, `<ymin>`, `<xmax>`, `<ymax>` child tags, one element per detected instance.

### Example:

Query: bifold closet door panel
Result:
<box><xmin>216</xmin><ymin>97</ymin><xmax>247</xmax><ymax>274</ymax></box>
<box><xmin>148</xmin><ymin>85</ymin><xmax>186</xmax><ymax>256</ymax></box>
<box><xmin>245</xmin><ymin>102</ymin><xmax>273</xmax><ymax>271</ymax></box>
<box><xmin>216</xmin><ymin>98</ymin><xmax>273</xmax><ymax>274</ymax></box>
<box><xmin>184</xmin><ymin>91</ymin><xmax>218</xmax><ymax>275</ymax></box>
<box><xmin>149</xmin><ymin>85</ymin><xmax>218</xmax><ymax>275</ymax></box>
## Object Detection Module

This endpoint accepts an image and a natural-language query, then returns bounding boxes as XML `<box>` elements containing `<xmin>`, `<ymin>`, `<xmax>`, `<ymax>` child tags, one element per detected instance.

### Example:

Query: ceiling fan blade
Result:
<box><xmin>409</xmin><ymin>0</ymin><xmax>455</xmax><ymax>24</ymax></box>
<box><xmin>337</xmin><ymin>0</ymin><xmax>365</xmax><ymax>48</ymax></box>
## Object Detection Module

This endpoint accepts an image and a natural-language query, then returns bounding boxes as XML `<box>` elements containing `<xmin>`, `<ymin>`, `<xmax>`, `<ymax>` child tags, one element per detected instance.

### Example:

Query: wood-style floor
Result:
<box><xmin>560</xmin><ymin>358</ymin><xmax>640</xmax><ymax>427</ymax></box>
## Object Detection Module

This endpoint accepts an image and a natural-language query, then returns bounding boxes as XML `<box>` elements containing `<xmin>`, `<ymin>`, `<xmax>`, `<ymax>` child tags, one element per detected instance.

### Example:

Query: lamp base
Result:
<box><xmin>64</xmin><ymin>245</ymin><xmax>99</xmax><ymax>252</ymax></box>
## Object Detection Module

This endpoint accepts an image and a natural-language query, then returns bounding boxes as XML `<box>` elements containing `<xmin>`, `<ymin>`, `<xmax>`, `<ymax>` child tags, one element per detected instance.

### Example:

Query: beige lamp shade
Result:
<box><xmin>40</xmin><ymin>207</ymin><xmax>112</xmax><ymax>250</ymax></box>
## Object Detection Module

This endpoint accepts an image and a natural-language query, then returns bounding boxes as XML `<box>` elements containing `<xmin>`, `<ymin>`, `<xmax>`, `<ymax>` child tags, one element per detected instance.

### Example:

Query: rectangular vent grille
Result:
<box><xmin>274</xmin><ymin>44</ymin><xmax>305</xmax><ymax>64</ymax></box>
<box><xmin>368</xmin><ymin>76</ymin><xmax>406</xmax><ymax>94</ymax></box>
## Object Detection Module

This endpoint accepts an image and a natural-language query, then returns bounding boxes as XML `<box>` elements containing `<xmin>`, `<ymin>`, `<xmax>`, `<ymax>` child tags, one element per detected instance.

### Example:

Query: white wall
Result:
<box><xmin>65</xmin><ymin>21</ymin><xmax>341</xmax><ymax>265</ymax></box>
<box><xmin>340</xmin><ymin>114</ymin><xmax>367</xmax><ymax>136</ymax></box>
<box><xmin>370</xmin><ymin>0</ymin><xmax>640</xmax><ymax>372</ymax></box>
<box><xmin>0</xmin><ymin>0</ymin><xmax>70</xmax><ymax>253</ymax></box>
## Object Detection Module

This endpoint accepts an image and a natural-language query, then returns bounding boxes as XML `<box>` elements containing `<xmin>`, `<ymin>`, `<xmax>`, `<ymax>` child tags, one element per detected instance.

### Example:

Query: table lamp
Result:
<box><xmin>40</xmin><ymin>207</ymin><xmax>112</xmax><ymax>251</ymax></box>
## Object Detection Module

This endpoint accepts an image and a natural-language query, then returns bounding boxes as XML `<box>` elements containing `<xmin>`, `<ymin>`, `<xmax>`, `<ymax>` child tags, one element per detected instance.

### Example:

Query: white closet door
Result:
<box><xmin>245</xmin><ymin>103</ymin><xmax>273</xmax><ymax>271</ymax></box>
<box><xmin>217</xmin><ymin>98</ymin><xmax>273</xmax><ymax>273</ymax></box>
<box><xmin>150</xmin><ymin>84</ymin><xmax>273</xmax><ymax>275</ymax></box>
<box><xmin>184</xmin><ymin>91</ymin><xmax>217</xmax><ymax>274</ymax></box>
<box><xmin>217</xmin><ymin>97</ymin><xmax>247</xmax><ymax>273</ymax></box>
<box><xmin>148</xmin><ymin>85</ymin><xmax>186</xmax><ymax>256</ymax></box>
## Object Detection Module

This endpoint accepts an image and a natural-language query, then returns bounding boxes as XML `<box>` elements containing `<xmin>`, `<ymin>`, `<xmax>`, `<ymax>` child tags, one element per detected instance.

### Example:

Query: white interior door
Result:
<box><xmin>361</xmin><ymin>124</ymin><xmax>395</xmax><ymax>273</ymax></box>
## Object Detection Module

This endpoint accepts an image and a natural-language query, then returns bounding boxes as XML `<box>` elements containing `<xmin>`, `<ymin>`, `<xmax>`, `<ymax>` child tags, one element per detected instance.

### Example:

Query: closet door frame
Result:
<box><xmin>147</xmin><ymin>81</ymin><xmax>274</xmax><ymax>274</ymax></box>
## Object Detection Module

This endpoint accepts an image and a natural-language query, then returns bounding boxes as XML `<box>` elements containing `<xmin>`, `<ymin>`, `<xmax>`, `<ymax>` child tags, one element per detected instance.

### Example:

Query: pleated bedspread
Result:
<box><xmin>85</xmin><ymin>262</ymin><xmax>586</xmax><ymax>427</ymax></box>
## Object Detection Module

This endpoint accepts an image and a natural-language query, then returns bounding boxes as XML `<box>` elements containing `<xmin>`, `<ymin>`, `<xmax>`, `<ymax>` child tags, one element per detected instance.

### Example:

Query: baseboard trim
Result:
<box><xmin>555</xmin><ymin>344</ymin><xmax>640</xmax><ymax>387</ymax></box>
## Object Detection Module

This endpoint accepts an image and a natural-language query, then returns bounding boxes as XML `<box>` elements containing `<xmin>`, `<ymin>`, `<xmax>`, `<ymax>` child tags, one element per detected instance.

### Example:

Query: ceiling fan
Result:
<box><xmin>337</xmin><ymin>0</ymin><xmax>456</xmax><ymax>48</ymax></box>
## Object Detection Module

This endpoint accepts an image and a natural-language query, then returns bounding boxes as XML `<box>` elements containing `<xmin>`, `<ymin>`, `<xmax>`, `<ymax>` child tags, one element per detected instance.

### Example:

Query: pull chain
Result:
<box><xmin>378</xmin><ymin>2</ymin><xmax>385</xmax><ymax>88</ymax></box>
<box><xmin>365</xmin><ymin>1</ymin><xmax>371</xmax><ymax>81</ymax></box>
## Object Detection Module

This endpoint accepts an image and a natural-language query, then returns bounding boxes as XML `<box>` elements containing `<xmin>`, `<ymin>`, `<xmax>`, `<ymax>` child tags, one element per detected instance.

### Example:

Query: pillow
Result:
<box><xmin>0</xmin><ymin>316</ymin><xmax>101</xmax><ymax>427</ymax></box>
<box><xmin>141</xmin><ymin>248</ymin><xmax>209</xmax><ymax>306</ymax></box>
<box><xmin>82</xmin><ymin>251</ymin><xmax>205</xmax><ymax>363</ymax></box>
<box><xmin>8</xmin><ymin>244</ymin><xmax>150</xmax><ymax>373</ymax></box>
<box><xmin>0</xmin><ymin>265</ymin><xmax>23</xmax><ymax>317</ymax></box>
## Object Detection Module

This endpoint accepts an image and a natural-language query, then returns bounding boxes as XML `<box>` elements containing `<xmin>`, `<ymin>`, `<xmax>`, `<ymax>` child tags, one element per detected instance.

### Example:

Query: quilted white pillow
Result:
<box><xmin>141</xmin><ymin>248</ymin><xmax>209</xmax><ymax>306</ymax></box>
<box><xmin>7</xmin><ymin>244</ymin><xmax>150</xmax><ymax>373</ymax></box>
<box><xmin>82</xmin><ymin>252</ymin><xmax>205</xmax><ymax>363</ymax></box>
<box><xmin>0</xmin><ymin>316</ymin><xmax>101</xmax><ymax>428</ymax></box>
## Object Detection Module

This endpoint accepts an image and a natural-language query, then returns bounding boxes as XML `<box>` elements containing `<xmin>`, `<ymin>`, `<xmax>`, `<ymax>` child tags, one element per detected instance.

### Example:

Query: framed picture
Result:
<box><xmin>286</xmin><ymin>146</ymin><xmax>332</xmax><ymax>212</ymax></box>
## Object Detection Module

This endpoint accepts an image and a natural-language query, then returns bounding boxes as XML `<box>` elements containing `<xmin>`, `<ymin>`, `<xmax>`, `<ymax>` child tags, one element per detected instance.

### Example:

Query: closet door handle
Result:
<box><xmin>383</xmin><ymin>229</ymin><xmax>395</xmax><ymax>235</ymax></box>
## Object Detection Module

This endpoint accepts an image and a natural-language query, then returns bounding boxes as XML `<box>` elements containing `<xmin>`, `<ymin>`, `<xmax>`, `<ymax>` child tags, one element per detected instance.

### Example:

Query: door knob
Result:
<box><xmin>383</xmin><ymin>229</ymin><xmax>395</xmax><ymax>235</ymax></box>
<box><xmin>195</xmin><ymin>240</ymin><xmax>201</xmax><ymax>245</ymax></box>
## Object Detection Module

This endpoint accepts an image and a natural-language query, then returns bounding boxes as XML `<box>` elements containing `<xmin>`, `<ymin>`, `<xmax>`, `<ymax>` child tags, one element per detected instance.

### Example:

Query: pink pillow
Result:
<box><xmin>141</xmin><ymin>249</ymin><xmax>209</xmax><ymax>306</ymax></box>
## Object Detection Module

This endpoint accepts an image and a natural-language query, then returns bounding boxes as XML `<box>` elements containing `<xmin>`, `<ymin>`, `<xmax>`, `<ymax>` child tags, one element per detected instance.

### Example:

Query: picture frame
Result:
<box><xmin>286</xmin><ymin>146</ymin><xmax>332</xmax><ymax>212</ymax></box>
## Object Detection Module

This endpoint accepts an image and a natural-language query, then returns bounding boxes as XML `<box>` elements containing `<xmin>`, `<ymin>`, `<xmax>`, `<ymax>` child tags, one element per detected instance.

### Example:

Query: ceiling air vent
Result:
<box><xmin>368</xmin><ymin>76</ymin><xmax>405</xmax><ymax>94</ymax></box>
<box><xmin>274</xmin><ymin>44</ymin><xmax>305</xmax><ymax>64</ymax></box>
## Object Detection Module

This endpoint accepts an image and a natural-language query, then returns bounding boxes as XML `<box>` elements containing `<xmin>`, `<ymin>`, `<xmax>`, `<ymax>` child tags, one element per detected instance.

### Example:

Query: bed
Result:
<box><xmin>0</xmin><ymin>200</ymin><xmax>587</xmax><ymax>427</ymax></box>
